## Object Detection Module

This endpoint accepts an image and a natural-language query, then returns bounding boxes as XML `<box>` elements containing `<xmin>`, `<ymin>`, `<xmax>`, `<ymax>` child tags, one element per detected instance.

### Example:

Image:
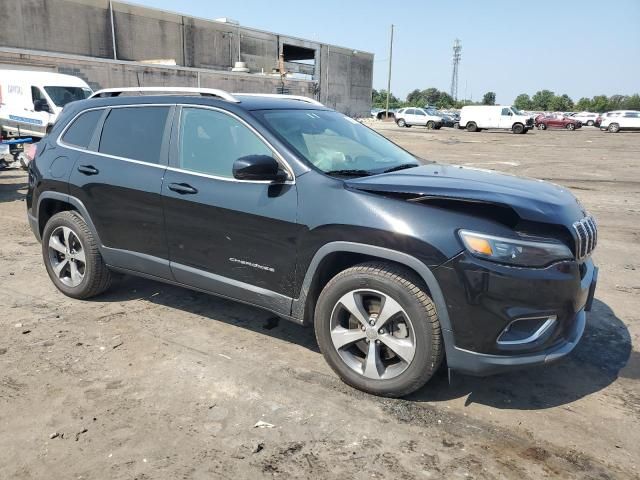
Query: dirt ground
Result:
<box><xmin>1</xmin><ymin>124</ymin><xmax>638</xmax><ymax>479</ymax></box>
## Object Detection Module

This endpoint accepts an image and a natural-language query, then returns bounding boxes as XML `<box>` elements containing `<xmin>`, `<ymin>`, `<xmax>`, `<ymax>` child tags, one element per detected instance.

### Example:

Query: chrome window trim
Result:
<box><xmin>496</xmin><ymin>316</ymin><xmax>557</xmax><ymax>346</ymax></box>
<box><xmin>174</xmin><ymin>103</ymin><xmax>295</xmax><ymax>184</ymax></box>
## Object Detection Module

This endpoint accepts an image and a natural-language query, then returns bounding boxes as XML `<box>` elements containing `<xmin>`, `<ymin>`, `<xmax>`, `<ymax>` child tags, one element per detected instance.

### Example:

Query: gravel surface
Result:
<box><xmin>0</xmin><ymin>125</ymin><xmax>638</xmax><ymax>479</ymax></box>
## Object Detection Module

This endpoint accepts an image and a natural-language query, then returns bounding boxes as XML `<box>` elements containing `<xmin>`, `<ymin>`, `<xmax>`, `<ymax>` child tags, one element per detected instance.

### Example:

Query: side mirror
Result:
<box><xmin>34</xmin><ymin>99</ymin><xmax>51</xmax><ymax>113</ymax></box>
<box><xmin>233</xmin><ymin>155</ymin><xmax>288</xmax><ymax>182</ymax></box>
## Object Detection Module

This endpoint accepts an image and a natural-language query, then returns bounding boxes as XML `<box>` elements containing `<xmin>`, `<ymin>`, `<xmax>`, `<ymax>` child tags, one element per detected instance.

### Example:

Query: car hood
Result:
<box><xmin>345</xmin><ymin>164</ymin><xmax>586</xmax><ymax>225</ymax></box>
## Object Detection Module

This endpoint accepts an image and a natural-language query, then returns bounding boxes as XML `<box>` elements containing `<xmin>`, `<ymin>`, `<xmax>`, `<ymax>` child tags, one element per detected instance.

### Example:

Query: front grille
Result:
<box><xmin>572</xmin><ymin>216</ymin><xmax>597</xmax><ymax>260</ymax></box>
<box><xmin>526</xmin><ymin>118</ymin><xmax>533</xmax><ymax>126</ymax></box>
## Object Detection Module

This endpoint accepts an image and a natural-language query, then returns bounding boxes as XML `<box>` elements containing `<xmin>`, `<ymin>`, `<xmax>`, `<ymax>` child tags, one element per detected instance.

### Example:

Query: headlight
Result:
<box><xmin>459</xmin><ymin>230</ymin><xmax>573</xmax><ymax>267</ymax></box>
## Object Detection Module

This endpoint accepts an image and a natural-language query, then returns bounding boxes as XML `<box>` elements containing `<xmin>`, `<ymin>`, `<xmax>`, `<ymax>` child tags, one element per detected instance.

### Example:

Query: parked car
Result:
<box><xmin>535</xmin><ymin>114</ymin><xmax>582</xmax><ymax>130</ymax></box>
<box><xmin>395</xmin><ymin>107</ymin><xmax>443</xmax><ymax>129</ymax></box>
<box><xmin>0</xmin><ymin>70</ymin><xmax>93</xmax><ymax>139</ymax></box>
<box><xmin>599</xmin><ymin>110</ymin><xmax>640</xmax><ymax>132</ymax></box>
<box><xmin>429</xmin><ymin>109</ymin><xmax>458</xmax><ymax>128</ymax></box>
<box><xmin>372</xmin><ymin>108</ymin><xmax>396</xmax><ymax>120</ymax></box>
<box><xmin>571</xmin><ymin>112</ymin><xmax>599</xmax><ymax>126</ymax></box>
<box><xmin>27</xmin><ymin>87</ymin><xmax>597</xmax><ymax>397</ymax></box>
<box><xmin>459</xmin><ymin>105</ymin><xmax>534</xmax><ymax>133</ymax></box>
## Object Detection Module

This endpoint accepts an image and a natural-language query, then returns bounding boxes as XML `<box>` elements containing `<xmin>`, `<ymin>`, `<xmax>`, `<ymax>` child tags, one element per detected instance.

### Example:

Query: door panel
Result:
<box><xmin>67</xmin><ymin>105</ymin><xmax>173</xmax><ymax>277</ymax></box>
<box><xmin>162</xmin><ymin>106</ymin><xmax>301</xmax><ymax>303</ymax></box>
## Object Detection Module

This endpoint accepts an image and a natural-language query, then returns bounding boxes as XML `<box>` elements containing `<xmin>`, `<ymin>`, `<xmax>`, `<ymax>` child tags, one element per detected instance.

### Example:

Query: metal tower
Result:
<box><xmin>450</xmin><ymin>39</ymin><xmax>462</xmax><ymax>101</ymax></box>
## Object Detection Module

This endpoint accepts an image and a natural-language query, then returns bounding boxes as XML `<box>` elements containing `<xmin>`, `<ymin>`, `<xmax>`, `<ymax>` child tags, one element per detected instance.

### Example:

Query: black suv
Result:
<box><xmin>27</xmin><ymin>88</ymin><xmax>598</xmax><ymax>397</ymax></box>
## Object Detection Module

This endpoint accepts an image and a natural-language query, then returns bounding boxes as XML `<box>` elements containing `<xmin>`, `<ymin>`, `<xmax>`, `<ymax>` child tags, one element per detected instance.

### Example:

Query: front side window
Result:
<box><xmin>255</xmin><ymin>109</ymin><xmax>419</xmax><ymax>176</ymax></box>
<box><xmin>61</xmin><ymin>109</ymin><xmax>103</xmax><ymax>148</ymax></box>
<box><xmin>179</xmin><ymin>107</ymin><xmax>273</xmax><ymax>178</ymax></box>
<box><xmin>44</xmin><ymin>86</ymin><xmax>92</xmax><ymax>107</ymax></box>
<box><xmin>501</xmin><ymin>108</ymin><xmax>511</xmax><ymax>116</ymax></box>
<box><xmin>98</xmin><ymin>106</ymin><xmax>170</xmax><ymax>164</ymax></box>
<box><xmin>511</xmin><ymin>107</ymin><xmax>523</xmax><ymax>115</ymax></box>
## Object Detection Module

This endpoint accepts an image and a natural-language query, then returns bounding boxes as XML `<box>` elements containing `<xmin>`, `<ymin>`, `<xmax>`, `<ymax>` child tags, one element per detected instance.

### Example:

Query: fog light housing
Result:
<box><xmin>497</xmin><ymin>315</ymin><xmax>557</xmax><ymax>346</ymax></box>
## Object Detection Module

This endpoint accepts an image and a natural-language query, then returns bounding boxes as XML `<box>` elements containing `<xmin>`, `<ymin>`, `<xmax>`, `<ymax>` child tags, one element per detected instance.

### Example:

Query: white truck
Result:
<box><xmin>0</xmin><ymin>70</ymin><xmax>93</xmax><ymax>139</ymax></box>
<box><xmin>459</xmin><ymin>105</ymin><xmax>534</xmax><ymax>134</ymax></box>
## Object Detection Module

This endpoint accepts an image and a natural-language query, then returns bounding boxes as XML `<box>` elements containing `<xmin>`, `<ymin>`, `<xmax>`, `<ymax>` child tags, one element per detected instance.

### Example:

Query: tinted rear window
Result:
<box><xmin>98</xmin><ymin>106</ymin><xmax>170</xmax><ymax>164</ymax></box>
<box><xmin>61</xmin><ymin>109</ymin><xmax>103</xmax><ymax>148</ymax></box>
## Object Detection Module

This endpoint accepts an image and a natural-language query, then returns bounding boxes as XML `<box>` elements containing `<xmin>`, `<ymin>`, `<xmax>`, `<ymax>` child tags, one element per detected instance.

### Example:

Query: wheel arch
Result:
<box><xmin>37</xmin><ymin>192</ymin><xmax>102</xmax><ymax>245</ymax></box>
<box><xmin>292</xmin><ymin>242</ymin><xmax>452</xmax><ymax>334</ymax></box>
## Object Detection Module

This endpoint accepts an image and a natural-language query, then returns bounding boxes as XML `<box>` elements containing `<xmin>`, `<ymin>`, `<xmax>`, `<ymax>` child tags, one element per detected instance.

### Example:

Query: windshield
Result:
<box><xmin>44</xmin><ymin>86</ymin><xmax>92</xmax><ymax>107</ymax></box>
<box><xmin>511</xmin><ymin>106</ymin><xmax>523</xmax><ymax>115</ymax></box>
<box><xmin>254</xmin><ymin>110</ymin><xmax>420</xmax><ymax>176</ymax></box>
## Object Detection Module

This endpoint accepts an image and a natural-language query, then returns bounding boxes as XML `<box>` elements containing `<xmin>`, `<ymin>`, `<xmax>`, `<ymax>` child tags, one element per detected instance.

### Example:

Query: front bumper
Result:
<box><xmin>434</xmin><ymin>252</ymin><xmax>597</xmax><ymax>375</ymax></box>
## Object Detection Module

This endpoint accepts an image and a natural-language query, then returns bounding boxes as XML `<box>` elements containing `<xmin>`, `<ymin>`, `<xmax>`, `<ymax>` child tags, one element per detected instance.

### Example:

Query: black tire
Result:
<box><xmin>539</xmin><ymin>123</ymin><xmax>547</xmax><ymax>130</ymax></box>
<box><xmin>522</xmin><ymin>128</ymin><xmax>529</xmax><ymax>134</ymax></box>
<box><xmin>466</xmin><ymin>122</ymin><xmax>478</xmax><ymax>132</ymax></box>
<box><xmin>512</xmin><ymin>123</ymin><xmax>524</xmax><ymax>134</ymax></box>
<box><xmin>314</xmin><ymin>262</ymin><xmax>443</xmax><ymax>397</ymax></box>
<box><xmin>426</xmin><ymin>120</ymin><xmax>435</xmax><ymax>129</ymax></box>
<box><xmin>42</xmin><ymin>211</ymin><xmax>112</xmax><ymax>299</ymax></box>
<box><xmin>396</xmin><ymin>118</ymin><xmax>406</xmax><ymax>128</ymax></box>
<box><xmin>434</xmin><ymin>125</ymin><xmax>442</xmax><ymax>130</ymax></box>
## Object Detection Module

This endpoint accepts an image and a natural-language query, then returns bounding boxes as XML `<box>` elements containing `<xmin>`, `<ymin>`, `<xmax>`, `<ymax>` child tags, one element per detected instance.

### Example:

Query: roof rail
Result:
<box><xmin>89</xmin><ymin>87</ymin><xmax>240</xmax><ymax>103</ymax></box>
<box><xmin>233</xmin><ymin>93</ymin><xmax>324</xmax><ymax>106</ymax></box>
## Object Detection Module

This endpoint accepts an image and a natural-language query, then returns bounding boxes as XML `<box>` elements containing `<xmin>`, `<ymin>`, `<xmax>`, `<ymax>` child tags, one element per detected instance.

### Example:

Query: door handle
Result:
<box><xmin>77</xmin><ymin>165</ymin><xmax>99</xmax><ymax>175</ymax></box>
<box><xmin>168</xmin><ymin>183</ymin><xmax>198</xmax><ymax>195</ymax></box>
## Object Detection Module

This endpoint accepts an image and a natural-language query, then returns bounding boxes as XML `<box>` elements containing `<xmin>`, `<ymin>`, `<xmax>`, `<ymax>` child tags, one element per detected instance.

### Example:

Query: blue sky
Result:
<box><xmin>129</xmin><ymin>0</ymin><xmax>639</xmax><ymax>104</ymax></box>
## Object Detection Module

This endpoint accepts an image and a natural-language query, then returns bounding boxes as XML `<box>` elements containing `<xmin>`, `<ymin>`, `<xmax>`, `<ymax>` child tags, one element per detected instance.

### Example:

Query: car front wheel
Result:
<box><xmin>566</xmin><ymin>123</ymin><xmax>576</xmax><ymax>131</ymax></box>
<box><xmin>608</xmin><ymin>123</ymin><xmax>620</xmax><ymax>133</ymax></box>
<box><xmin>42</xmin><ymin>211</ymin><xmax>112</xmax><ymax>299</ymax></box>
<box><xmin>314</xmin><ymin>262</ymin><xmax>444</xmax><ymax>397</ymax></box>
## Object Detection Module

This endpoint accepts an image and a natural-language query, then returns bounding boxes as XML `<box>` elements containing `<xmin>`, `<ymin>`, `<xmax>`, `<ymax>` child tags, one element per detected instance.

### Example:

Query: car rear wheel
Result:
<box><xmin>42</xmin><ymin>211</ymin><xmax>112</xmax><ymax>299</ymax></box>
<box><xmin>608</xmin><ymin>123</ymin><xmax>620</xmax><ymax>133</ymax></box>
<box><xmin>466</xmin><ymin>122</ymin><xmax>478</xmax><ymax>132</ymax></box>
<box><xmin>396</xmin><ymin>118</ymin><xmax>406</xmax><ymax>128</ymax></box>
<box><xmin>566</xmin><ymin>123</ymin><xmax>576</xmax><ymax>131</ymax></box>
<box><xmin>539</xmin><ymin>123</ymin><xmax>547</xmax><ymax>130</ymax></box>
<box><xmin>314</xmin><ymin>262</ymin><xmax>443</xmax><ymax>397</ymax></box>
<box><xmin>512</xmin><ymin>123</ymin><xmax>524</xmax><ymax>134</ymax></box>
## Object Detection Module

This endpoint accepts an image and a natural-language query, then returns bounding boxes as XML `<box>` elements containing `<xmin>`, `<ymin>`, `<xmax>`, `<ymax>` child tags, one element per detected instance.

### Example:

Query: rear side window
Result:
<box><xmin>61</xmin><ymin>109</ymin><xmax>103</xmax><ymax>148</ymax></box>
<box><xmin>99</xmin><ymin>106</ymin><xmax>170</xmax><ymax>164</ymax></box>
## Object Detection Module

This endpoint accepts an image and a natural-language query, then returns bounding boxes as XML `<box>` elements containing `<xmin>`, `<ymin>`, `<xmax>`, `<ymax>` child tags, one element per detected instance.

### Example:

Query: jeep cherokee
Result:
<box><xmin>26</xmin><ymin>87</ymin><xmax>598</xmax><ymax>397</ymax></box>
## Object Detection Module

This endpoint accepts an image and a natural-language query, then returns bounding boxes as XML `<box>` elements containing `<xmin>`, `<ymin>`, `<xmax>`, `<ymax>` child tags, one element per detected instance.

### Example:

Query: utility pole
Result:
<box><xmin>385</xmin><ymin>24</ymin><xmax>394</xmax><ymax>120</ymax></box>
<box><xmin>450</xmin><ymin>39</ymin><xmax>462</xmax><ymax>101</ymax></box>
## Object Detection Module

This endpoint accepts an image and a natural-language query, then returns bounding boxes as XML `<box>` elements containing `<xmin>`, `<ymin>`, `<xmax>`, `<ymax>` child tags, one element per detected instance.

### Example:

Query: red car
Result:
<box><xmin>535</xmin><ymin>114</ymin><xmax>582</xmax><ymax>130</ymax></box>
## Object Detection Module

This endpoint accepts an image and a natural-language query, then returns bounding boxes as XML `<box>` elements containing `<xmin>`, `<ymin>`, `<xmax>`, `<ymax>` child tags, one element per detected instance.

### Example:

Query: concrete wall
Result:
<box><xmin>0</xmin><ymin>48</ymin><xmax>316</xmax><ymax>97</ymax></box>
<box><xmin>0</xmin><ymin>0</ymin><xmax>373</xmax><ymax>116</ymax></box>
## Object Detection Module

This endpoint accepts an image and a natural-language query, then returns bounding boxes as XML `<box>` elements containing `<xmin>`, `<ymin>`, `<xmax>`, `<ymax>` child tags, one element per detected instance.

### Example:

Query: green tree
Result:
<box><xmin>624</xmin><ymin>94</ymin><xmax>640</xmax><ymax>110</ymax></box>
<box><xmin>482</xmin><ymin>91</ymin><xmax>496</xmax><ymax>105</ymax></box>
<box><xmin>406</xmin><ymin>89</ymin><xmax>423</xmax><ymax>106</ymax></box>
<box><xmin>372</xmin><ymin>89</ymin><xmax>401</xmax><ymax>109</ymax></box>
<box><xmin>531</xmin><ymin>90</ymin><xmax>555</xmax><ymax>110</ymax></box>
<box><xmin>436</xmin><ymin>92</ymin><xmax>454</xmax><ymax>109</ymax></box>
<box><xmin>549</xmin><ymin>94</ymin><xmax>574</xmax><ymax>112</ymax></box>
<box><xmin>422</xmin><ymin>88</ymin><xmax>441</xmax><ymax>106</ymax></box>
<box><xmin>513</xmin><ymin>93</ymin><xmax>532</xmax><ymax>110</ymax></box>
<box><xmin>575</xmin><ymin>97</ymin><xmax>593</xmax><ymax>111</ymax></box>
<box><xmin>591</xmin><ymin>95</ymin><xmax>609</xmax><ymax>113</ymax></box>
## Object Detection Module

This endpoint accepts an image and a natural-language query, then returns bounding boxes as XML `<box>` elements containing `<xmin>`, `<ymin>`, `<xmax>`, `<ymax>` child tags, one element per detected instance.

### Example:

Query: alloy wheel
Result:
<box><xmin>329</xmin><ymin>289</ymin><xmax>416</xmax><ymax>380</ymax></box>
<box><xmin>48</xmin><ymin>226</ymin><xmax>86</xmax><ymax>287</ymax></box>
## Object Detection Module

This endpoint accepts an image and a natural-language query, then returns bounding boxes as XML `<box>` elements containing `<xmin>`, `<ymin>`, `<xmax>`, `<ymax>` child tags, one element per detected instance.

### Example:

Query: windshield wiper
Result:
<box><xmin>382</xmin><ymin>163</ymin><xmax>419</xmax><ymax>173</ymax></box>
<box><xmin>325</xmin><ymin>169</ymin><xmax>373</xmax><ymax>177</ymax></box>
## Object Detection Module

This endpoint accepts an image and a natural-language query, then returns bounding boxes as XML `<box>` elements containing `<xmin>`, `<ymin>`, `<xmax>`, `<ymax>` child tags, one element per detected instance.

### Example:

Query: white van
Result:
<box><xmin>0</xmin><ymin>70</ymin><xmax>93</xmax><ymax>138</ymax></box>
<box><xmin>459</xmin><ymin>105</ymin><xmax>534</xmax><ymax>134</ymax></box>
